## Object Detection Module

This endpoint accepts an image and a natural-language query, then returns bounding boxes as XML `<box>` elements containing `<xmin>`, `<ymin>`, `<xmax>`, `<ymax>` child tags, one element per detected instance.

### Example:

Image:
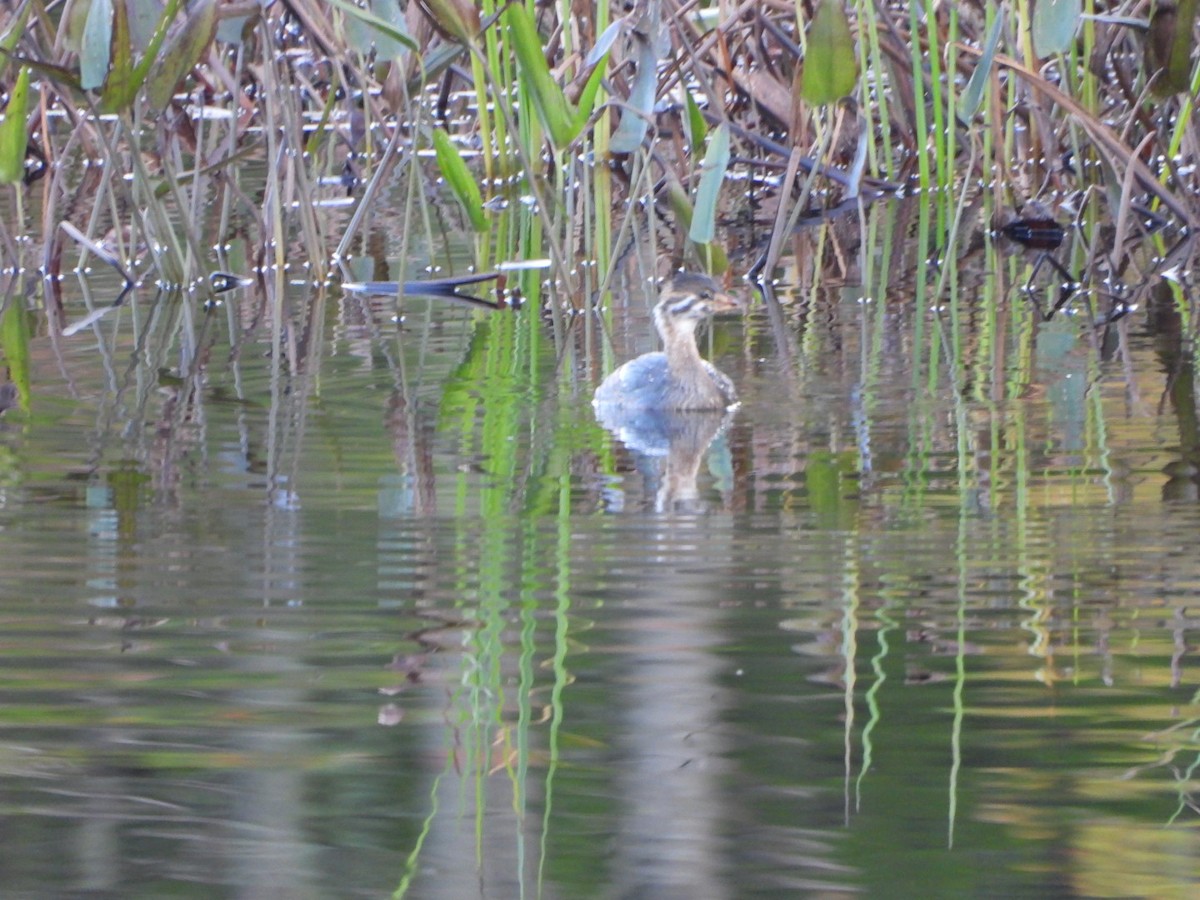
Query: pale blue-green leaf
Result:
<box><xmin>127</xmin><ymin>0</ymin><xmax>165</xmax><ymax>52</ymax></box>
<box><xmin>1032</xmin><ymin>0</ymin><xmax>1080</xmax><ymax>57</ymax></box>
<box><xmin>344</xmin><ymin>0</ymin><xmax>411</xmax><ymax>59</ymax></box>
<box><xmin>689</xmin><ymin>124</ymin><xmax>730</xmax><ymax>244</ymax></box>
<box><xmin>800</xmin><ymin>0</ymin><xmax>858</xmax><ymax>105</ymax></box>
<box><xmin>610</xmin><ymin>23</ymin><xmax>660</xmax><ymax>153</ymax></box>
<box><xmin>81</xmin><ymin>0</ymin><xmax>114</xmax><ymax>90</ymax></box>
<box><xmin>586</xmin><ymin>18</ymin><xmax>625</xmax><ymax>67</ymax></box>
<box><xmin>327</xmin><ymin>0</ymin><xmax>418</xmax><ymax>53</ymax></box>
<box><xmin>962</xmin><ymin>14</ymin><xmax>1003</xmax><ymax>120</ymax></box>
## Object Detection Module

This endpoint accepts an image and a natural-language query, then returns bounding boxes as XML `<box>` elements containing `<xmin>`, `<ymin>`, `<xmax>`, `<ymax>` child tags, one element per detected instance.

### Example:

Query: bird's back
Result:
<box><xmin>593</xmin><ymin>352</ymin><xmax>736</xmax><ymax>411</ymax></box>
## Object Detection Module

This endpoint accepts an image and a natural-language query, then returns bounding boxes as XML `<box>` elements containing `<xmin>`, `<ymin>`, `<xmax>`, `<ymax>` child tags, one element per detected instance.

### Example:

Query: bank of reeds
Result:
<box><xmin>0</xmin><ymin>0</ymin><xmax>1199</xmax><ymax>437</ymax></box>
<box><xmin>1</xmin><ymin>2</ymin><xmax>1197</xmax><ymax>308</ymax></box>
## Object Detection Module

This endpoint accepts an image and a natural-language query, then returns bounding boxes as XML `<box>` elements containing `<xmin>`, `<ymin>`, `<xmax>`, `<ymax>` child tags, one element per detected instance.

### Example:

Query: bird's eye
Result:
<box><xmin>699</xmin><ymin>290</ymin><xmax>712</xmax><ymax>300</ymax></box>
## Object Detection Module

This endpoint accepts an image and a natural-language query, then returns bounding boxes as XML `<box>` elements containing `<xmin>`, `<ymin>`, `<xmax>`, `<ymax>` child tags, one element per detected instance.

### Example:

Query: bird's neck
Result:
<box><xmin>658</xmin><ymin>320</ymin><xmax>704</xmax><ymax>373</ymax></box>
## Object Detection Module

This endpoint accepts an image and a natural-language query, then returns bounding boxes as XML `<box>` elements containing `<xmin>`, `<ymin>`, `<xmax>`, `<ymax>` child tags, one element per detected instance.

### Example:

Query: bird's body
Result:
<box><xmin>594</xmin><ymin>272</ymin><xmax>741</xmax><ymax>412</ymax></box>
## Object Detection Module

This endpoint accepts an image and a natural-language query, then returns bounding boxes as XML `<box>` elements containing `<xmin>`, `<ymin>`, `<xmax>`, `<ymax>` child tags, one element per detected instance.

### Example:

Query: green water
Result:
<box><xmin>1</xmin><ymin>193</ymin><xmax>1199</xmax><ymax>899</ymax></box>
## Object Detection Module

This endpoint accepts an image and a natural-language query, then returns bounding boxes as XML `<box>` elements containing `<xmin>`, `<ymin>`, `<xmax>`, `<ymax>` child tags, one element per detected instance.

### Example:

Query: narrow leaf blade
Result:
<box><xmin>0</xmin><ymin>65</ymin><xmax>30</xmax><ymax>184</ymax></box>
<box><xmin>962</xmin><ymin>14</ymin><xmax>1003</xmax><ymax>120</ymax></box>
<box><xmin>432</xmin><ymin>128</ymin><xmax>486</xmax><ymax>232</ymax></box>
<box><xmin>506</xmin><ymin>4</ymin><xmax>575</xmax><ymax>147</ymax></box>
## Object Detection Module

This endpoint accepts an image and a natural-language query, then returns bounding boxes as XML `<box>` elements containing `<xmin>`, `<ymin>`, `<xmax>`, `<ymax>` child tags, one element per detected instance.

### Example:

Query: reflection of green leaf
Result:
<box><xmin>1</xmin><ymin>300</ymin><xmax>31</xmax><ymax>413</ymax></box>
<box><xmin>0</xmin><ymin>66</ymin><xmax>30</xmax><ymax>184</ymax></box>
<box><xmin>801</xmin><ymin>0</ymin><xmax>858</xmax><ymax>105</ymax></box>
<box><xmin>1032</xmin><ymin>0</ymin><xmax>1080</xmax><ymax>58</ymax></box>
<box><xmin>432</xmin><ymin>128</ymin><xmax>486</xmax><ymax>231</ymax></box>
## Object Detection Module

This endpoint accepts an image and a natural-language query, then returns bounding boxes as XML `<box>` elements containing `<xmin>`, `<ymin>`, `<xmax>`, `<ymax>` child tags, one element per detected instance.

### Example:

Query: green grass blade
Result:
<box><xmin>505</xmin><ymin>4</ymin><xmax>575</xmax><ymax>148</ymax></box>
<box><xmin>571</xmin><ymin>56</ymin><xmax>608</xmax><ymax>136</ymax></box>
<box><xmin>684</xmin><ymin>89</ymin><xmax>708</xmax><ymax>153</ymax></box>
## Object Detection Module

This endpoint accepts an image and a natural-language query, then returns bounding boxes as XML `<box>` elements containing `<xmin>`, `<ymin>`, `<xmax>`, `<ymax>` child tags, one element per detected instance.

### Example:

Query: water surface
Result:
<box><xmin>2</xmin><ymin>200</ymin><xmax>1199</xmax><ymax>899</ymax></box>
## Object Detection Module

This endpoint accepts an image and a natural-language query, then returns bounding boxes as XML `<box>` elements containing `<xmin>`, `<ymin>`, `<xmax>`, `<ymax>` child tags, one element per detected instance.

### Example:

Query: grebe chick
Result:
<box><xmin>593</xmin><ymin>272</ymin><xmax>741</xmax><ymax>411</ymax></box>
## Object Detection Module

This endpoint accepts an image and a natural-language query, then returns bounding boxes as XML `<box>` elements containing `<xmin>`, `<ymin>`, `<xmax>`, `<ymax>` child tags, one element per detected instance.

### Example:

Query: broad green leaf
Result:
<box><xmin>0</xmin><ymin>66</ymin><xmax>30</xmax><ymax>184</ymax></box>
<box><xmin>962</xmin><ymin>14</ymin><xmax>1003</xmax><ymax>120</ymax></box>
<box><xmin>146</xmin><ymin>0</ymin><xmax>217</xmax><ymax>110</ymax></box>
<box><xmin>688</xmin><ymin>124</ymin><xmax>730</xmax><ymax>245</ymax></box>
<box><xmin>1032</xmin><ymin>0</ymin><xmax>1080</xmax><ymax>57</ymax></box>
<box><xmin>103</xmin><ymin>0</ymin><xmax>184</xmax><ymax>112</ymax></box>
<box><xmin>801</xmin><ymin>0</ymin><xmax>858</xmax><ymax>105</ymax></box>
<box><xmin>432</xmin><ymin>128</ymin><xmax>486</xmax><ymax>232</ymax></box>
<box><xmin>81</xmin><ymin>0</ymin><xmax>114</xmax><ymax>90</ymax></box>
<box><xmin>0</xmin><ymin>299</ymin><xmax>30</xmax><ymax>413</ymax></box>
<box><xmin>327</xmin><ymin>0</ymin><xmax>418</xmax><ymax>55</ymax></box>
